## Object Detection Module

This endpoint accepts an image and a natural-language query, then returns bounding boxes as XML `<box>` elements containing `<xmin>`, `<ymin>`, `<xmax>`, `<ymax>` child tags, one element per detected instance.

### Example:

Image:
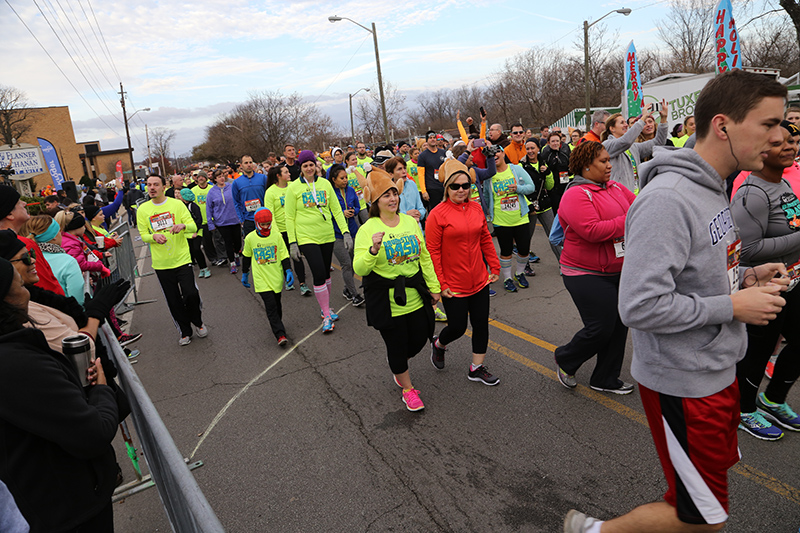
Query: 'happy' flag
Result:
<box><xmin>713</xmin><ymin>0</ymin><xmax>740</xmax><ymax>75</ymax></box>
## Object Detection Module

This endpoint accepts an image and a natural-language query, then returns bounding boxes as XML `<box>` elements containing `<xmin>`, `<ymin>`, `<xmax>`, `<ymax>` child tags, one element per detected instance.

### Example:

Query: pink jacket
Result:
<box><xmin>61</xmin><ymin>232</ymin><xmax>105</xmax><ymax>273</ymax></box>
<box><xmin>558</xmin><ymin>178</ymin><xmax>635</xmax><ymax>274</ymax></box>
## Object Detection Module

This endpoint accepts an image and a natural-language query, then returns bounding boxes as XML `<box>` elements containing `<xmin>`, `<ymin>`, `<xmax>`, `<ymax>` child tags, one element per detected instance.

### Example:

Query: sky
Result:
<box><xmin>1</xmin><ymin>0</ymin><xmax>767</xmax><ymax>159</ymax></box>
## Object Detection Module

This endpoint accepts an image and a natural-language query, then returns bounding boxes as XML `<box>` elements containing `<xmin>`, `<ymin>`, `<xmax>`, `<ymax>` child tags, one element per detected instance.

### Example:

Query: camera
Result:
<box><xmin>483</xmin><ymin>144</ymin><xmax>503</xmax><ymax>158</ymax></box>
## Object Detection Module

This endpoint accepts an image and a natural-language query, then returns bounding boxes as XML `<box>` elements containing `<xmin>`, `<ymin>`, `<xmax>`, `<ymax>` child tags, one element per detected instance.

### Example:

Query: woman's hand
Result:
<box><xmin>659</xmin><ymin>99</ymin><xmax>669</xmax><ymax>121</ymax></box>
<box><xmin>442</xmin><ymin>288</ymin><xmax>454</xmax><ymax>298</ymax></box>
<box><xmin>466</xmin><ymin>139</ymin><xmax>475</xmax><ymax>152</ymax></box>
<box><xmin>344</xmin><ymin>208</ymin><xmax>355</xmax><ymax>218</ymax></box>
<box><xmin>407</xmin><ymin>209</ymin><xmax>421</xmax><ymax>221</ymax></box>
<box><xmin>370</xmin><ymin>232</ymin><xmax>385</xmax><ymax>255</ymax></box>
<box><xmin>488</xmin><ymin>273</ymin><xmax>499</xmax><ymax>283</ymax></box>
<box><xmin>88</xmin><ymin>357</ymin><xmax>106</xmax><ymax>386</ymax></box>
<box><xmin>508</xmin><ymin>181</ymin><xmax>517</xmax><ymax>193</ymax></box>
<box><xmin>456</xmin><ymin>110</ymin><xmax>461</xmax><ymax>122</ymax></box>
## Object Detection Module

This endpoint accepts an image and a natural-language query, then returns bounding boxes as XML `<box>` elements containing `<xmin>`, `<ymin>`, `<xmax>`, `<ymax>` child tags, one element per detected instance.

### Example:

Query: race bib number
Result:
<box><xmin>559</xmin><ymin>171</ymin><xmax>570</xmax><ymax>185</ymax></box>
<box><xmin>727</xmin><ymin>239</ymin><xmax>741</xmax><ymax>294</ymax></box>
<box><xmin>613</xmin><ymin>237</ymin><xmax>625</xmax><ymax>258</ymax></box>
<box><xmin>245</xmin><ymin>199</ymin><xmax>261</xmax><ymax>212</ymax></box>
<box><xmin>150</xmin><ymin>212</ymin><xmax>174</xmax><ymax>232</ymax></box>
<box><xmin>500</xmin><ymin>196</ymin><xmax>519</xmax><ymax>212</ymax></box>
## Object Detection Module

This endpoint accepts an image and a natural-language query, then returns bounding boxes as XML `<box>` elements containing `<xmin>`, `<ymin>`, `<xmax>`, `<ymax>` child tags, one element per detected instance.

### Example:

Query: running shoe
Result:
<box><xmin>230</xmin><ymin>262</ymin><xmax>237</xmax><ymax>274</ymax></box>
<box><xmin>590</xmin><ymin>382</ymin><xmax>634</xmax><ymax>395</ymax></box>
<box><xmin>320</xmin><ymin>309</ymin><xmax>339</xmax><ymax>321</ymax></box>
<box><xmin>529</xmin><ymin>253</ymin><xmax>541</xmax><ymax>264</ymax></box>
<box><xmin>352</xmin><ymin>295</ymin><xmax>365</xmax><ymax>307</ymax></box>
<box><xmin>402</xmin><ymin>388</ymin><xmax>425</xmax><ymax>411</ymax></box>
<box><xmin>322</xmin><ymin>316</ymin><xmax>335</xmax><ymax>333</ymax></box>
<box><xmin>277</xmin><ymin>335</ymin><xmax>288</xmax><ymax>347</ymax></box>
<box><xmin>241</xmin><ymin>272</ymin><xmax>250</xmax><ymax>288</ymax></box>
<box><xmin>765</xmin><ymin>354</ymin><xmax>777</xmax><ymax>379</ymax></box>
<box><xmin>116</xmin><ymin>317</ymin><xmax>128</xmax><ymax>326</ymax></box>
<box><xmin>738</xmin><ymin>411</ymin><xmax>784</xmax><ymax>441</ymax></box>
<box><xmin>431</xmin><ymin>337</ymin><xmax>445</xmax><ymax>370</ymax></box>
<box><xmin>342</xmin><ymin>288</ymin><xmax>354</xmax><ymax>301</ymax></box>
<box><xmin>125</xmin><ymin>348</ymin><xmax>140</xmax><ymax>359</ymax></box>
<box><xmin>285</xmin><ymin>280</ymin><xmax>295</xmax><ymax>291</ymax></box>
<box><xmin>203</xmin><ymin>268</ymin><xmax>211</xmax><ymax>278</ymax></box>
<box><xmin>118</xmin><ymin>333</ymin><xmax>142</xmax><ymax>347</ymax></box>
<box><xmin>434</xmin><ymin>307</ymin><xmax>448</xmax><ymax>322</ymax></box>
<box><xmin>503</xmin><ymin>278</ymin><xmax>517</xmax><ymax>293</ymax></box>
<box><xmin>195</xmin><ymin>324</ymin><xmax>208</xmax><ymax>338</ymax></box>
<box><xmin>214</xmin><ymin>259</ymin><xmax>226</xmax><ymax>267</ymax></box>
<box><xmin>234</xmin><ymin>255</ymin><xmax>240</xmax><ymax>267</ymax></box>
<box><xmin>300</xmin><ymin>283</ymin><xmax>312</xmax><ymax>296</ymax></box>
<box><xmin>393</xmin><ymin>374</ymin><xmax>402</xmax><ymax>388</ymax></box>
<box><xmin>178</xmin><ymin>336</ymin><xmax>191</xmax><ymax>346</ymax></box>
<box><xmin>514</xmin><ymin>273</ymin><xmax>529</xmax><ymax>288</ymax></box>
<box><xmin>197</xmin><ymin>269</ymin><xmax>204</xmax><ymax>278</ymax></box>
<box><xmin>556</xmin><ymin>358</ymin><xmax>577</xmax><ymax>389</ymax></box>
<box><xmin>523</xmin><ymin>264</ymin><xmax>536</xmax><ymax>277</ymax></box>
<box><xmin>468</xmin><ymin>365</ymin><xmax>499</xmax><ymax>386</ymax></box>
<box><xmin>489</xmin><ymin>288</ymin><xmax>496</xmax><ymax>297</ymax></box>
<box><xmin>563</xmin><ymin>509</ymin><xmax>602</xmax><ymax>533</ymax></box>
<box><xmin>756</xmin><ymin>393</ymin><xmax>800</xmax><ymax>431</ymax></box>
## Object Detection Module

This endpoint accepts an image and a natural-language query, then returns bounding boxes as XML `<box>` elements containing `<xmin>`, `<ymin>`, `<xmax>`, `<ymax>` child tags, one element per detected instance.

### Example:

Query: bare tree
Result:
<box><xmin>0</xmin><ymin>86</ymin><xmax>32</xmax><ymax>146</ymax></box>
<box><xmin>655</xmin><ymin>0</ymin><xmax>716</xmax><ymax>73</ymax></box>
<box><xmin>742</xmin><ymin>15</ymin><xmax>800</xmax><ymax>72</ymax></box>
<box><xmin>150</xmin><ymin>127</ymin><xmax>176</xmax><ymax>168</ymax></box>
<box><xmin>778</xmin><ymin>0</ymin><xmax>800</xmax><ymax>74</ymax></box>
<box><xmin>355</xmin><ymin>81</ymin><xmax>406</xmax><ymax>142</ymax></box>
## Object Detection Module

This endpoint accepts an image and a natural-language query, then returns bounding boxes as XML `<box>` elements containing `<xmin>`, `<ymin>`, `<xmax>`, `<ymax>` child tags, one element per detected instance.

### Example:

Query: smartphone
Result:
<box><xmin>474</xmin><ymin>138</ymin><xmax>486</xmax><ymax>148</ymax></box>
<box><xmin>650</xmin><ymin>102</ymin><xmax>662</xmax><ymax>112</ymax></box>
<box><xmin>479</xmin><ymin>106</ymin><xmax>486</xmax><ymax>118</ymax></box>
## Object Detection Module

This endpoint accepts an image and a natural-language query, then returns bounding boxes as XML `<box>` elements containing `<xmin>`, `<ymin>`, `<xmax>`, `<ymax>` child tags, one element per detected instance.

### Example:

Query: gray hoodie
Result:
<box><xmin>619</xmin><ymin>146</ymin><xmax>745</xmax><ymax>398</ymax></box>
<box><xmin>603</xmin><ymin>119</ymin><xmax>669</xmax><ymax>194</ymax></box>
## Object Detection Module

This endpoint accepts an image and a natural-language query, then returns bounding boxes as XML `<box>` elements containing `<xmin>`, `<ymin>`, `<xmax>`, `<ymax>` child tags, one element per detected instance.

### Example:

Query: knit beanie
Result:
<box><xmin>0</xmin><ymin>229</ymin><xmax>25</xmax><ymax>261</ymax></box>
<box><xmin>362</xmin><ymin>168</ymin><xmax>403</xmax><ymax>203</ymax></box>
<box><xmin>297</xmin><ymin>150</ymin><xmax>316</xmax><ymax>166</ymax></box>
<box><xmin>0</xmin><ymin>185</ymin><xmax>21</xmax><ymax>220</ymax></box>
<box><xmin>0</xmin><ymin>257</ymin><xmax>13</xmax><ymax>301</ymax></box>
<box><xmin>84</xmin><ymin>204</ymin><xmax>101</xmax><ymax>222</ymax></box>
<box><xmin>180</xmin><ymin>188</ymin><xmax>196</xmax><ymax>202</ymax></box>
<box><xmin>65</xmin><ymin>212</ymin><xmax>86</xmax><ymax>231</ymax></box>
<box><xmin>254</xmin><ymin>207</ymin><xmax>273</xmax><ymax>237</ymax></box>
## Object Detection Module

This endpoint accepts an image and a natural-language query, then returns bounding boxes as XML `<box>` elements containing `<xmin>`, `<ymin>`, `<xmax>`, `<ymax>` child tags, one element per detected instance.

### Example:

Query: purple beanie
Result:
<box><xmin>297</xmin><ymin>150</ymin><xmax>316</xmax><ymax>165</ymax></box>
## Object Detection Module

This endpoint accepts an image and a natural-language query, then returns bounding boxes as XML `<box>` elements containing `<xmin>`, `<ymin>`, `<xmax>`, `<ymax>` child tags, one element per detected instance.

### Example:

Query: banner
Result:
<box><xmin>714</xmin><ymin>0</ymin><xmax>740</xmax><ymax>74</ymax></box>
<box><xmin>0</xmin><ymin>145</ymin><xmax>45</xmax><ymax>176</ymax></box>
<box><xmin>37</xmin><ymin>138</ymin><xmax>66</xmax><ymax>191</ymax></box>
<box><xmin>624</xmin><ymin>41</ymin><xmax>643</xmax><ymax>119</ymax></box>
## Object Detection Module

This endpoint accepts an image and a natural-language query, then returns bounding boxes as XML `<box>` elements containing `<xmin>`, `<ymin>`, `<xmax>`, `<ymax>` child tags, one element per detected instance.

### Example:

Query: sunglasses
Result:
<box><xmin>448</xmin><ymin>182</ymin><xmax>471</xmax><ymax>190</ymax></box>
<box><xmin>511</xmin><ymin>131</ymin><xmax>524</xmax><ymax>135</ymax></box>
<box><xmin>10</xmin><ymin>252</ymin><xmax>35</xmax><ymax>266</ymax></box>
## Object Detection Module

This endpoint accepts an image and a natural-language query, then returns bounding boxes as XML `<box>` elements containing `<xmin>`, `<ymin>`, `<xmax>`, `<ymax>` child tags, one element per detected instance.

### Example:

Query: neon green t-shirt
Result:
<box><xmin>263</xmin><ymin>184</ymin><xmax>289</xmax><ymax>234</ymax></box>
<box><xmin>136</xmin><ymin>197</ymin><xmax>197</xmax><ymax>270</ymax></box>
<box><xmin>356</xmin><ymin>155</ymin><xmax>373</xmax><ymax>169</ymax></box>
<box><xmin>284</xmin><ymin>176</ymin><xmax>349</xmax><ymax>245</ymax></box>
<box><xmin>491</xmin><ymin>167</ymin><xmax>528</xmax><ymax>227</ymax></box>
<box><xmin>191</xmin><ymin>184</ymin><xmax>212</xmax><ymax>225</ymax></box>
<box><xmin>353</xmin><ymin>214</ymin><xmax>441</xmax><ymax>317</ymax></box>
<box><xmin>242</xmin><ymin>229</ymin><xmax>289</xmax><ymax>293</ymax></box>
<box><xmin>347</xmin><ymin>171</ymin><xmax>367</xmax><ymax>210</ymax></box>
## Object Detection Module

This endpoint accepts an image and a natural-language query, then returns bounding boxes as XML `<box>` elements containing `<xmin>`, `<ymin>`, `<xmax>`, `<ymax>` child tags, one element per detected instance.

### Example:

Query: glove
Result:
<box><xmin>84</xmin><ymin>279</ymin><xmax>131</xmax><ymax>320</ymax></box>
<box><xmin>100</xmin><ymin>266</ymin><xmax>111</xmax><ymax>278</ymax></box>
<box><xmin>362</xmin><ymin>163</ymin><xmax>372</xmax><ymax>173</ymax></box>
<box><xmin>343</xmin><ymin>233</ymin><xmax>353</xmax><ymax>252</ymax></box>
<box><xmin>290</xmin><ymin>243</ymin><xmax>300</xmax><ymax>262</ymax></box>
<box><xmin>346</xmin><ymin>165</ymin><xmax>356</xmax><ymax>174</ymax></box>
<box><xmin>285</xmin><ymin>269</ymin><xmax>294</xmax><ymax>285</ymax></box>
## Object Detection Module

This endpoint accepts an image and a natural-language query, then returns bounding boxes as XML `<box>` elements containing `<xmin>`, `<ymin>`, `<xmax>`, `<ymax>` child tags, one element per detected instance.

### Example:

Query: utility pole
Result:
<box><xmin>146</xmin><ymin>124</ymin><xmax>152</xmax><ymax>172</ymax></box>
<box><xmin>372</xmin><ymin>22</ymin><xmax>389</xmax><ymax>144</ymax></box>
<box><xmin>119</xmin><ymin>83</ymin><xmax>135</xmax><ymax>184</ymax></box>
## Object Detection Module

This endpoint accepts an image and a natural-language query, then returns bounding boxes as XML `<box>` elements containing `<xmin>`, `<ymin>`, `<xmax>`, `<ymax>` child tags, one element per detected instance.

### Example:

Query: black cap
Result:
<box><xmin>0</xmin><ymin>185</ymin><xmax>21</xmax><ymax>220</ymax></box>
<box><xmin>0</xmin><ymin>257</ymin><xmax>13</xmax><ymax>301</ymax></box>
<box><xmin>0</xmin><ymin>229</ymin><xmax>25</xmax><ymax>261</ymax></box>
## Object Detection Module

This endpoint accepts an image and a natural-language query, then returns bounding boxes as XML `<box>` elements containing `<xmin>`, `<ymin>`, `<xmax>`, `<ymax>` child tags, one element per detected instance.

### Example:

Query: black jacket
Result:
<box><xmin>0</xmin><ymin>328</ymin><xmax>129</xmax><ymax>532</ymax></box>
<box><xmin>520</xmin><ymin>157</ymin><xmax>552</xmax><ymax>212</ymax></box>
<box><xmin>362</xmin><ymin>270</ymin><xmax>434</xmax><ymax>334</ymax></box>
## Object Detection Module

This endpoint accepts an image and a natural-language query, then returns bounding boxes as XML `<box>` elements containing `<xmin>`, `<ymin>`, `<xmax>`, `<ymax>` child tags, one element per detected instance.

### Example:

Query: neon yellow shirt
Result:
<box><xmin>491</xmin><ymin>167</ymin><xmax>528</xmax><ymax>227</ymax></box>
<box><xmin>284</xmin><ymin>176</ymin><xmax>349</xmax><ymax>245</ymax></box>
<box><xmin>191</xmin><ymin>184</ymin><xmax>212</xmax><ymax>225</ymax></box>
<box><xmin>242</xmin><ymin>229</ymin><xmax>289</xmax><ymax>293</ymax></box>
<box><xmin>353</xmin><ymin>214</ymin><xmax>440</xmax><ymax>317</ymax></box>
<box><xmin>263</xmin><ymin>184</ymin><xmax>289</xmax><ymax>233</ymax></box>
<box><xmin>347</xmin><ymin>171</ymin><xmax>367</xmax><ymax>210</ymax></box>
<box><xmin>356</xmin><ymin>155</ymin><xmax>373</xmax><ymax>169</ymax></box>
<box><xmin>92</xmin><ymin>224</ymin><xmax>110</xmax><ymax>237</ymax></box>
<box><xmin>136</xmin><ymin>197</ymin><xmax>197</xmax><ymax>270</ymax></box>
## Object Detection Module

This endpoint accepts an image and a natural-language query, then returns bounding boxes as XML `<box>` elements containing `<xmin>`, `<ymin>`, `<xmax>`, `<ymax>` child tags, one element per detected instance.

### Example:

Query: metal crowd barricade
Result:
<box><xmin>101</xmin><ymin>324</ymin><xmax>224</xmax><ymax>532</ymax></box>
<box><xmin>102</xmin><ymin>219</ymin><xmax>157</xmax><ymax>314</ymax></box>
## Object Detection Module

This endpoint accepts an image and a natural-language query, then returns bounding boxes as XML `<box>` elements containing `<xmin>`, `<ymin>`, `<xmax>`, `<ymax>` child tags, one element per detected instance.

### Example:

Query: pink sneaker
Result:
<box><xmin>402</xmin><ymin>388</ymin><xmax>425</xmax><ymax>411</ymax></box>
<box><xmin>393</xmin><ymin>374</ymin><xmax>402</xmax><ymax>388</ymax></box>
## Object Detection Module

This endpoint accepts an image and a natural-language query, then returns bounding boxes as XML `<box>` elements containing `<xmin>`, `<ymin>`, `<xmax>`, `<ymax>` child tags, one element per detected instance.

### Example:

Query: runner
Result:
<box><xmin>265</xmin><ymin>165</ymin><xmax>310</xmax><ymax>295</ymax></box>
<box><xmin>520</xmin><ymin>139</ymin><xmax>560</xmax><ymax>262</ymax></box>
<box><xmin>242</xmin><ymin>208</ymin><xmax>290</xmax><ymax>346</ymax></box>
<box><xmin>284</xmin><ymin>150</ymin><xmax>352</xmax><ymax>333</ymax></box>
<box><xmin>191</xmin><ymin>171</ymin><xmax>220</xmax><ymax>266</ymax></box>
<box><xmin>353</xmin><ymin>168</ymin><xmax>441</xmax><ymax>411</ymax></box>
<box><xmin>206</xmin><ymin>169</ymin><xmax>242</xmax><ymax>275</ymax></box>
<box><xmin>327</xmin><ymin>163</ymin><xmax>364</xmax><ymax>307</ymax></box>
<box><xmin>425</xmin><ymin>158</ymin><xmax>500</xmax><ymax>385</ymax></box>
<box><xmin>179</xmin><ymin>189</ymin><xmax>210</xmax><ymax>278</ymax></box>
<box><xmin>344</xmin><ymin>151</ymin><xmax>369</xmax><ymax>224</ymax></box>
<box><xmin>417</xmin><ymin>131</ymin><xmax>447</xmax><ymax>212</ymax></box>
<box><xmin>231</xmin><ymin>155</ymin><xmax>268</xmax><ymax>288</ymax></box>
<box><xmin>566</xmin><ymin>69</ymin><xmax>789</xmax><ymax>533</ymax></box>
<box><xmin>137</xmin><ymin>175</ymin><xmax>208</xmax><ymax>346</ymax></box>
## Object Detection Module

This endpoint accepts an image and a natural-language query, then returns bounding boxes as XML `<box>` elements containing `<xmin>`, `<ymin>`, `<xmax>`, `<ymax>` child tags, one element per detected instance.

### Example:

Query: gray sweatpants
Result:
<box><xmin>333</xmin><ymin>238</ymin><xmax>359</xmax><ymax>297</ymax></box>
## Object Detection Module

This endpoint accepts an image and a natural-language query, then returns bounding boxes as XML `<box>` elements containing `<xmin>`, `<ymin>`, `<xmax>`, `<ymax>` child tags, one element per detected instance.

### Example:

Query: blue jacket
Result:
<box><xmin>333</xmin><ymin>186</ymin><xmax>361</xmax><ymax>238</ymax></box>
<box><xmin>205</xmin><ymin>183</ymin><xmax>240</xmax><ymax>230</ymax></box>
<box><xmin>98</xmin><ymin>190</ymin><xmax>124</xmax><ymax>229</ymax></box>
<box><xmin>458</xmin><ymin>152</ymin><xmax>496</xmax><ymax>216</ymax></box>
<box><xmin>480</xmin><ymin>164</ymin><xmax>535</xmax><ymax>223</ymax></box>
<box><xmin>399</xmin><ymin>179</ymin><xmax>426</xmax><ymax>220</ymax></box>
<box><xmin>231</xmin><ymin>172</ymin><xmax>268</xmax><ymax>222</ymax></box>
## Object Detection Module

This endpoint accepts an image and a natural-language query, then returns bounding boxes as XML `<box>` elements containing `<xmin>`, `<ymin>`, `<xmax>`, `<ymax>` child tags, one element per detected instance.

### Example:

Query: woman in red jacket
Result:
<box><xmin>425</xmin><ymin>159</ymin><xmax>501</xmax><ymax>385</ymax></box>
<box><xmin>554</xmin><ymin>141</ymin><xmax>636</xmax><ymax>395</ymax></box>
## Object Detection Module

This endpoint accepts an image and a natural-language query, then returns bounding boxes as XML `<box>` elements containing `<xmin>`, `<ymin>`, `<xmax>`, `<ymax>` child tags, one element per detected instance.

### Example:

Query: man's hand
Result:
<box><xmin>466</xmin><ymin>117</ymin><xmax>474</xmax><ymax>126</ymax></box>
<box><xmin>731</xmin><ymin>285</ymin><xmax>786</xmax><ymax>326</ymax></box>
<box><xmin>743</xmin><ymin>262</ymin><xmax>790</xmax><ymax>290</ymax></box>
<box><xmin>407</xmin><ymin>209</ymin><xmax>421</xmax><ymax>221</ymax></box>
<box><xmin>170</xmin><ymin>223</ymin><xmax>186</xmax><ymax>234</ymax></box>
<box><xmin>422</xmin><ymin>192</ymin><xmax>429</xmax><ymax>201</ymax></box>
<box><xmin>153</xmin><ymin>234</ymin><xmax>167</xmax><ymax>244</ymax></box>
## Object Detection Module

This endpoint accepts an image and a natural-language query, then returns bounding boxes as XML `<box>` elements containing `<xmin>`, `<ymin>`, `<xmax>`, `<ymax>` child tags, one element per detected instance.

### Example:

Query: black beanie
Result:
<box><xmin>0</xmin><ymin>185</ymin><xmax>21</xmax><ymax>220</ymax></box>
<box><xmin>0</xmin><ymin>229</ymin><xmax>25</xmax><ymax>261</ymax></box>
<box><xmin>65</xmin><ymin>212</ymin><xmax>86</xmax><ymax>231</ymax></box>
<box><xmin>0</xmin><ymin>257</ymin><xmax>13</xmax><ymax>301</ymax></box>
<box><xmin>84</xmin><ymin>205</ymin><xmax>101</xmax><ymax>222</ymax></box>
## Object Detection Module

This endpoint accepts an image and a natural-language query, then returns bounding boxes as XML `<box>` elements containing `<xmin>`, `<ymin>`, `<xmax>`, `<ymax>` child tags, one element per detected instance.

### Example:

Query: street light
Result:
<box><xmin>583</xmin><ymin>8</ymin><xmax>631</xmax><ymax>130</ymax></box>
<box><xmin>349</xmin><ymin>88</ymin><xmax>370</xmax><ymax>146</ymax></box>
<box><xmin>329</xmin><ymin>15</ymin><xmax>390</xmax><ymax>144</ymax></box>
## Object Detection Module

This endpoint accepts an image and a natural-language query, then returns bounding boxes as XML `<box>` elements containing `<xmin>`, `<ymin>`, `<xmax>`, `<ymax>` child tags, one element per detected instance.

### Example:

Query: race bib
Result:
<box><xmin>500</xmin><ymin>196</ymin><xmax>519</xmax><ymax>212</ymax></box>
<box><xmin>559</xmin><ymin>171</ymin><xmax>570</xmax><ymax>185</ymax></box>
<box><xmin>787</xmin><ymin>260</ymin><xmax>800</xmax><ymax>292</ymax></box>
<box><xmin>150</xmin><ymin>212</ymin><xmax>174</xmax><ymax>232</ymax></box>
<box><xmin>727</xmin><ymin>239</ymin><xmax>741</xmax><ymax>294</ymax></box>
<box><xmin>245</xmin><ymin>199</ymin><xmax>261</xmax><ymax>212</ymax></box>
<box><xmin>613</xmin><ymin>237</ymin><xmax>625</xmax><ymax>258</ymax></box>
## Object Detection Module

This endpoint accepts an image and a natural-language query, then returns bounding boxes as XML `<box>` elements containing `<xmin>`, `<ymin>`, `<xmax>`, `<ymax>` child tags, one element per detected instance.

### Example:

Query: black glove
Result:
<box><xmin>84</xmin><ymin>279</ymin><xmax>131</xmax><ymax>320</ymax></box>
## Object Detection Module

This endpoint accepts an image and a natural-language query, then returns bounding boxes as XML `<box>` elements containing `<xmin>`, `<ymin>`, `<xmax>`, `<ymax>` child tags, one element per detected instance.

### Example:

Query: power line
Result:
<box><xmin>56</xmin><ymin>0</ymin><xmax>118</xmax><ymax>91</ymax></box>
<box><xmin>77</xmin><ymin>0</ymin><xmax>120</xmax><ymax>81</ymax></box>
<box><xmin>86</xmin><ymin>0</ymin><xmax>120</xmax><ymax>81</ymax></box>
<box><xmin>311</xmin><ymin>34</ymin><xmax>371</xmax><ymax>106</ymax></box>
<box><xmin>4</xmin><ymin>0</ymin><xmax>124</xmax><ymax>138</ymax></box>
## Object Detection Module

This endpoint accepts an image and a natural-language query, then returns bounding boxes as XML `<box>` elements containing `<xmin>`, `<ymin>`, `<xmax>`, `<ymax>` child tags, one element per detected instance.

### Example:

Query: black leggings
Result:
<box><xmin>737</xmin><ymin>287</ymin><xmax>800</xmax><ymax>412</ymax></box>
<box><xmin>259</xmin><ymin>291</ymin><xmax>286</xmax><ymax>339</ymax></box>
<box><xmin>241</xmin><ymin>220</ymin><xmax>255</xmax><ymax>274</ymax></box>
<box><xmin>299</xmin><ymin>242</ymin><xmax>334</xmax><ymax>286</ymax></box>
<box><xmin>379</xmin><ymin>306</ymin><xmax>432</xmax><ymax>375</ymax></box>
<box><xmin>494</xmin><ymin>223</ymin><xmax>530</xmax><ymax>257</ymax></box>
<box><xmin>188</xmin><ymin>237</ymin><xmax>207</xmax><ymax>269</ymax></box>
<box><xmin>281</xmin><ymin>231</ymin><xmax>306</xmax><ymax>283</ymax></box>
<box><xmin>439</xmin><ymin>285</ymin><xmax>490</xmax><ymax>354</ymax></box>
<box><xmin>216</xmin><ymin>224</ymin><xmax>242</xmax><ymax>263</ymax></box>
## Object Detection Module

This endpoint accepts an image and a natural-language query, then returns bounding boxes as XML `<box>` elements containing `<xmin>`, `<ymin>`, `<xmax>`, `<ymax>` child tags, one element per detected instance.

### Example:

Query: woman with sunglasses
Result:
<box><xmin>426</xmin><ymin>159</ymin><xmax>500</xmax><ymax>384</ymax></box>
<box><xmin>21</xmin><ymin>215</ymin><xmax>86</xmax><ymax>304</ymax></box>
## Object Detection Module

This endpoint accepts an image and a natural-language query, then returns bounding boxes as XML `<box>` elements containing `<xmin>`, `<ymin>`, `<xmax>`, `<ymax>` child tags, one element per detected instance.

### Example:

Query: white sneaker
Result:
<box><xmin>179</xmin><ymin>336</ymin><xmax>191</xmax><ymax>346</ymax></box>
<box><xmin>563</xmin><ymin>509</ymin><xmax>601</xmax><ymax>533</ymax></box>
<box><xmin>195</xmin><ymin>324</ymin><xmax>208</xmax><ymax>338</ymax></box>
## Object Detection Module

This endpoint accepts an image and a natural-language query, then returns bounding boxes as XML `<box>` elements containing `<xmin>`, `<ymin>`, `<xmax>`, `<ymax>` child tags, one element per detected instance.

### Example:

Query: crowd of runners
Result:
<box><xmin>1</xmin><ymin>69</ymin><xmax>799</xmax><ymax>532</ymax></box>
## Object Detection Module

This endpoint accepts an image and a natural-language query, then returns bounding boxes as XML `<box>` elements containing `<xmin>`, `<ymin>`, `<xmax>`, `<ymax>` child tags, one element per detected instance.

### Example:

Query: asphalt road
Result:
<box><xmin>111</xmin><ymin>227</ymin><xmax>800</xmax><ymax>532</ymax></box>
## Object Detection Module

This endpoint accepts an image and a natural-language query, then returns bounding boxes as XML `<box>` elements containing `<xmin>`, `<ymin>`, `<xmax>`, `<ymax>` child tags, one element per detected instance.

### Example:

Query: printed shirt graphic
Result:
<box><xmin>492</xmin><ymin>167</ymin><xmax>527</xmax><ymax>227</ymax></box>
<box><xmin>347</xmin><ymin>172</ymin><xmax>367</xmax><ymax>209</ymax></box>
<box><xmin>191</xmin><ymin>185</ymin><xmax>211</xmax><ymax>224</ymax></box>
<box><xmin>264</xmin><ymin>185</ymin><xmax>288</xmax><ymax>233</ymax></box>
<box><xmin>780</xmin><ymin>192</ymin><xmax>800</xmax><ymax>230</ymax></box>
<box><xmin>284</xmin><ymin>177</ymin><xmax>348</xmax><ymax>245</ymax></box>
<box><xmin>242</xmin><ymin>230</ymin><xmax>289</xmax><ymax>293</ymax></box>
<box><xmin>136</xmin><ymin>197</ymin><xmax>195</xmax><ymax>270</ymax></box>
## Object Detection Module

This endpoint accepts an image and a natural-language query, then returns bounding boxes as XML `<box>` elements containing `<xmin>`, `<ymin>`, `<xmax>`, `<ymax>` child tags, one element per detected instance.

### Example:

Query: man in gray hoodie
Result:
<box><xmin>564</xmin><ymin>71</ymin><xmax>789</xmax><ymax>533</ymax></box>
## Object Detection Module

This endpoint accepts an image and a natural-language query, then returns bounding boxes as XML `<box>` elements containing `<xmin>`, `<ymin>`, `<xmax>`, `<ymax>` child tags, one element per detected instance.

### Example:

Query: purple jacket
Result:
<box><xmin>205</xmin><ymin>183</ymin><xmax>240</xmax><ymax>230</ymax></box>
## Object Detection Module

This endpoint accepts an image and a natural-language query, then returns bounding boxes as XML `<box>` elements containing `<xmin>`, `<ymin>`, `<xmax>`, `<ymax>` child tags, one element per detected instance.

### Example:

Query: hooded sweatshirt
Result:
<box><xmin>602</xmin><ymin>119</ymin><xmax>669</xmax><ymax>194</ymax></box>
<box><xmin>619</xmin><ymin>147</ymin><xmax>744</xmax><ymax>398</ymax></box>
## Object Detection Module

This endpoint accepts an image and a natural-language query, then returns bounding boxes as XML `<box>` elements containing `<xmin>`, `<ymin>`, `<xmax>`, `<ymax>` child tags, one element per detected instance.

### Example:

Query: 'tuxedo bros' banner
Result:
<box><xmin>624</xmin><ymin>41</ymin><xmax>642</xmax><ymax>118</ymax></box>
<box><xmin>713</xmin><ymin>0</ymin><xmax>740</xmax><ymax>75</ymax></box>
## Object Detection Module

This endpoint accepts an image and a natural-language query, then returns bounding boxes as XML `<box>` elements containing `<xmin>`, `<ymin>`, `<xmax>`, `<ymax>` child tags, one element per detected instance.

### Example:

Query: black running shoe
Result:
<box><xmin>431</xmin><ymin>337</ymin><xmax>445</xmax><ymax>370</ymax></box>
<box><xmin>468</xmin><ymin>365</ymin><xmax>499</xmax><ymax>386</ymax></box>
